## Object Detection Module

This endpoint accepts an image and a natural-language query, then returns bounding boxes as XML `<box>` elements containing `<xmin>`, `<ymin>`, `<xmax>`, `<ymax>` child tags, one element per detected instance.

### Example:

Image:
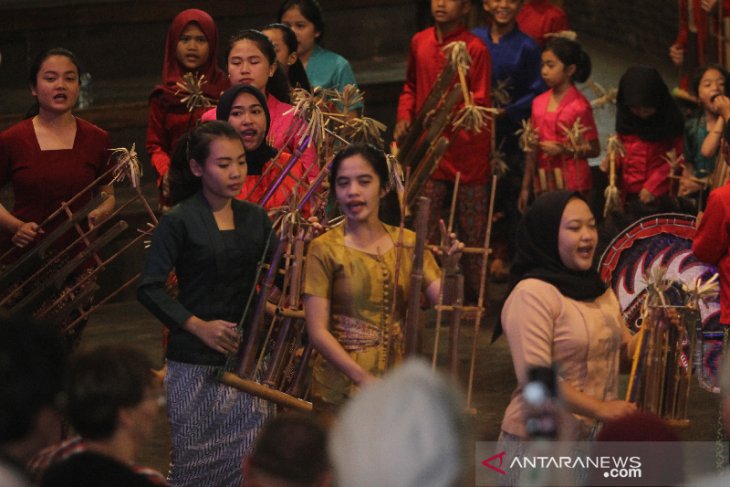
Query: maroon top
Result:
<box><xmin>146</xmin><ymin>9</ymin><xmax>229</xmax><ymax>183</ymax></box>
<box><xmin>0</xmin><ymin>117</ymin><xmax>112</xmax><ymax>232</ymax></box>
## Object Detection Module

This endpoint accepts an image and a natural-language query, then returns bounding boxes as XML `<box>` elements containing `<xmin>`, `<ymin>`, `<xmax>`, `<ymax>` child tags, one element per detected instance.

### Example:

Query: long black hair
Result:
<box><xmin>263</xmin><ymin>22</ymin><xmax>312</xmax><ymax>92</ymax></box>
<box><xmin>228</xmin><ymin>29</ymin><xmax>292</xmax><ymax>104</ymax></box>
<box><xmin>615</xmin><ymin>66</ymin><xmax>684</xmax><ymax>141</ymax></box>
<box><xmin>168</xmin><ymin>121</ymin><xmax>243</xmax><ymax>205</ymax></box>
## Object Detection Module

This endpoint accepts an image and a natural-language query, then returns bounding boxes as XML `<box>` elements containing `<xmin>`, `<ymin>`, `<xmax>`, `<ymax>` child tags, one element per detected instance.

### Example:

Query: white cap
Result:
<box><xmin>330</xmin><ymin>359</ymin><xmax>467</xmax><ymax>487</ymax></box>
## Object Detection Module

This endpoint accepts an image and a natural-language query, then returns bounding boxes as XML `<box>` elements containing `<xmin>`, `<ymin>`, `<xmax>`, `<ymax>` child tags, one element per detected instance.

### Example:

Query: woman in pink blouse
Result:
<box><xmin>498</xmin><ymin>191</ymin><xmax>638</xmax><ymax>450</ymax></box>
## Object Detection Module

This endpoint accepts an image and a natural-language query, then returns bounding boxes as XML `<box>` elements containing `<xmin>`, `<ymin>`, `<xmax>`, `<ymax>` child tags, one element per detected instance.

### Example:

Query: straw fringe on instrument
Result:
<box><xmin>0</xmin><ymin>141</ymin><xmax>156</xmax><ymax>344</ymax></box>
<box><xmin>395</xmin><ymin>34</ymin><xmax>494</xmax><ymax>299</ymax></box>
<box><xmin>215</xmin><ymin>82</ymin><xmax>392</xmax><ymax>414</ymax></box>
<box><xmin>215</xmin><ymin>52</ymin><xmax>497</xmax><ymax>416</ymax></box>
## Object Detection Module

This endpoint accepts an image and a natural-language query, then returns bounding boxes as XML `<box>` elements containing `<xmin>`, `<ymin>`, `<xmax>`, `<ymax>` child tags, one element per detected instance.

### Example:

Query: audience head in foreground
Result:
<box><xmin>330</xmin><ymin>359</ymin><xmax>468</xmax><ymax>487</ymax></box>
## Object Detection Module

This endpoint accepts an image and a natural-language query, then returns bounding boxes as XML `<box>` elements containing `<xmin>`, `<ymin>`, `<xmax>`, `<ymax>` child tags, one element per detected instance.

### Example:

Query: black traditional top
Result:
<box><xmin>137</xmin><ymin>191</ymin><xmax>274</xmax><ymax>365</ymax></box>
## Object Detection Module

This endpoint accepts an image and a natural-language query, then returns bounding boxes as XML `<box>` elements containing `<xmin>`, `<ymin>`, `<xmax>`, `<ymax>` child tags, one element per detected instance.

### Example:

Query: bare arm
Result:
<box><xmin>701</xmin><ymin>116</ymin><xmax>725</xmax><ymax>159</ymax></box>
<box><xmin>0</xmin><ymin>203</ymin><xmax>43</xmax><ymax>248</ymax></box>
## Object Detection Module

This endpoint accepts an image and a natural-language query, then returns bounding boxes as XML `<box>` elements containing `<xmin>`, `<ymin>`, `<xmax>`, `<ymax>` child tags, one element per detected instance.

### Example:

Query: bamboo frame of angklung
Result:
<box><xmin>219</xmin><ymin>217</ymin><xmax>314</xmax><ymax>411</ymax></box>
<box><xmin>394</xmin><ymin>46</ymin><xmax>465</xmax><ymax>208</ymax></box>
<box><xmin>0</xmin><ymin>150</ymin><xmax>158</xmax><ymax>334</ymax></box>
<box><xmin>625</xmin><ymin>289</ymin><xmax>694</xmax><ymax>426</ymax></box>
<box><xmin>425</xmin><ymin>167</ymin><xmax>498</xmax><ymax>412</ymax></box>
<box><xmin>218</xmin><ymin>157</ymin><xmax>336</xmax><ymax>412</ymax></box>
<box><xmin>219</xmin><ymin>82</ymin><xmax>396</xmax><ymax>409</ymax></box>
<box><xmin>400</xmin><ymin>84</ymin><xmax>464</xmax><ymax>210</ymax></box>
<box><xmin>393</xmin><ymin>45</ymin><xmax>497</xmax><ymax>408</ymax></box>
<box><xmin>219</xmin><ymin>72</ymin><xmax>486</xmax><ymax>408</ymax></box>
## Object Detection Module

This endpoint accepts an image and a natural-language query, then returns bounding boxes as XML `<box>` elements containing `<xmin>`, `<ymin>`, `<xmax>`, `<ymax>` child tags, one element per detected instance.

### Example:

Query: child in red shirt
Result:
<box><xmin>518</xmin><ymin>37</ymin><xmax>599</xmax><ymax>213</ymax></box>
<box><xmin>395</xmin><ymin>0</ymin><xmax>491</xmax><ymax>299</ymax></box>
<box><xmin>146</xmin><ymin>9</ymin><xmax>229</xmax><ymax>207</ymax></box>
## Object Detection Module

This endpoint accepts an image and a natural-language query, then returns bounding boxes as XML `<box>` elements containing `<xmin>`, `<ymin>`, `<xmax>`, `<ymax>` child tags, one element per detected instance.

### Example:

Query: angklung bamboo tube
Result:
<box><xmin>404</xmin><ymin>196</ymin><xmax>431</xmax><ymax>357</ymax></box>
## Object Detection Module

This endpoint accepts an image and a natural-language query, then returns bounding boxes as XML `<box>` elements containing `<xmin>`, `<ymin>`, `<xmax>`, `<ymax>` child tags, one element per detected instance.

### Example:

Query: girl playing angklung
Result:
<box><xmin>498</xmin><ymin>191</ymin><xmax>638</xmax><ymax>485</ymax></box>
<box><xmin>518</xmin><ymin>37</ymin><xmax>600</xmax><ymax>214</ymax></box>
<box><xmin>0</xmin><ymin>48</ymin><xmax>116</xmax><ymax>345</ymax></box>
<box><xmin>303</xmin><ymin>144</ymin><xmax>462</xmax><ymax>420</ymax></box>
<box><xmin>202</xmin><ymin>30</ymin><xmax>317</xmax><ymax>179</ymax></box>
<box><xmin>604</xmin><ymin>66</ymin><xmax>684</xmax><ymax>207</ymax></box>
<box><xmin>681</xmin><ymin>63</ymin><xmax>730</xmax><ymax>206</ymax></box>
<box><xmin>138</xmin><ymin>121</ymin><xmax>273</xmax><ymax>487</ymax></box>
<box><xmin>0</xmin><ymin>48</ymin><xmax>115</xmax><ymax>249</ymax></box>
<box><xmin>146</xmin><ymin>9</ymin><xmax>229</xmax><ymax>208</ymax></box>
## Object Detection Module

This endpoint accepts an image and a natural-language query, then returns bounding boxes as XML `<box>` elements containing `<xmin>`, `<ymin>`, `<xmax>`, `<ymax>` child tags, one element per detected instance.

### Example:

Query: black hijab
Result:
<box><xmin>216</xmin><ymin>85</ymin><xmax>277</xmax><ymax>175</ymax></box>
<box><xmin>493</xmin><ymin>191</ymin><xmax>607</xmax><ymax>341</ymax></box>
<box><xmin>615</xmin><ymin>66</ymin><xmax>684</xmax><ymax>142</ymax></box>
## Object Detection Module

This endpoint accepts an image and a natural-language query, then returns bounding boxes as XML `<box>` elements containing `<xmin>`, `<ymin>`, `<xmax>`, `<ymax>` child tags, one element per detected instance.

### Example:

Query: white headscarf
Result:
<box><xmin>329</xmin><ymin>359</ymin><xmax>468</xmax><ymax>487</ymax></box>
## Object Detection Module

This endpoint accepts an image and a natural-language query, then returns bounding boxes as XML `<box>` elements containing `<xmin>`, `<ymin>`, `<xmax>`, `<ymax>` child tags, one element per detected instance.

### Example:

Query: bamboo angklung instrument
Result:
<box><xmin>430</xmin><ymin>173</ymin><xmax>461</xmax><ymax>374</ymax></box>
<box><xmin>386</xmin><ymin>164</ymin><xmax>409</xmax><ymax>367</ymax></box>
<box><xmin>219</xmin><ymin>146</ymin><xmax>338</xmax><ymax>411</ymax></box>
<box><xmin>397</xmin><ymin>41</ymin><xmax>493</xmax><ymax>210</ymax></box>
<box><xmin>404</xmin><ymin>85</ymin><xmax>464</xmax><ymax>209</ymax></box>
<box><xmin>218</xmin><ymin>84</ymin><xmax>393</xmax><ymax>410</ymax></box>
<box><xmin>603</xmin><ymin>135</ymin><xmax>623</xmax><ymax>217</ymax></box>
<box><xmin>220</xmin><ymin>217</ymin><xmax>315</xmax><ymax>411</ymax></box>
<box><xmin>259</xmin><ymin>139</ymin><xmax>312</xmax><ymax>205</ymax></box>
<box><xmin>234</xmin><ymin>229</ymin><xmax>287</xmax><ymax>379</ymax></box>
<box><xmin>398</xmin><ymin>61</ymin><xmax>457</xmax><ymax>160</ymax></box>
<box><xmin>0</xmin><ymin>146</ymin><xmax>158</xmax><ymax>340</ymax></box>
<box><xmin>624</xmin><ymin>268</ymin><xmax>703</xmax><ymax>427</ymax></box>
<box><xmin>404</xmin><ymin>196</ymin><xmax>431</xmax><ymax>356</ymax></box>
<box><xmin>463</xmin><ymin>142</ymin><xmax>502</xmax><ymax>411</ymax></box>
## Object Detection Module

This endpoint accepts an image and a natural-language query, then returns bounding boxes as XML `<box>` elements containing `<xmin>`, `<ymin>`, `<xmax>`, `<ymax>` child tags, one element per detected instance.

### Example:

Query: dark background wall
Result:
<box><xmin>0</xmin><ymin>0</ymin><xmax>426</xmax><ymax>91</ymax></box>
<box><xmin>0</xmin><ymin>1</ymin><xmax>682</xmax><ymax>101</ymax></box>
<box><xmin>0</xmin><ymin>0</ymin><xmax>684</xmax><ymax>301</ymax></box>
<box><xmin>565</xmin><ymin>0</ymin><xmax>678</xmax><ymax>62</ymax></box>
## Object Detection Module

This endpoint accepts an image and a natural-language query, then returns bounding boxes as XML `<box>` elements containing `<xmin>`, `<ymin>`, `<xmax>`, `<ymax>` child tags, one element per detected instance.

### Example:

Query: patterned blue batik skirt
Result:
<box><xmin>165</xmin><ymin>361</ymin><xmax>272</xmax><ymax>487</ymax></box>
